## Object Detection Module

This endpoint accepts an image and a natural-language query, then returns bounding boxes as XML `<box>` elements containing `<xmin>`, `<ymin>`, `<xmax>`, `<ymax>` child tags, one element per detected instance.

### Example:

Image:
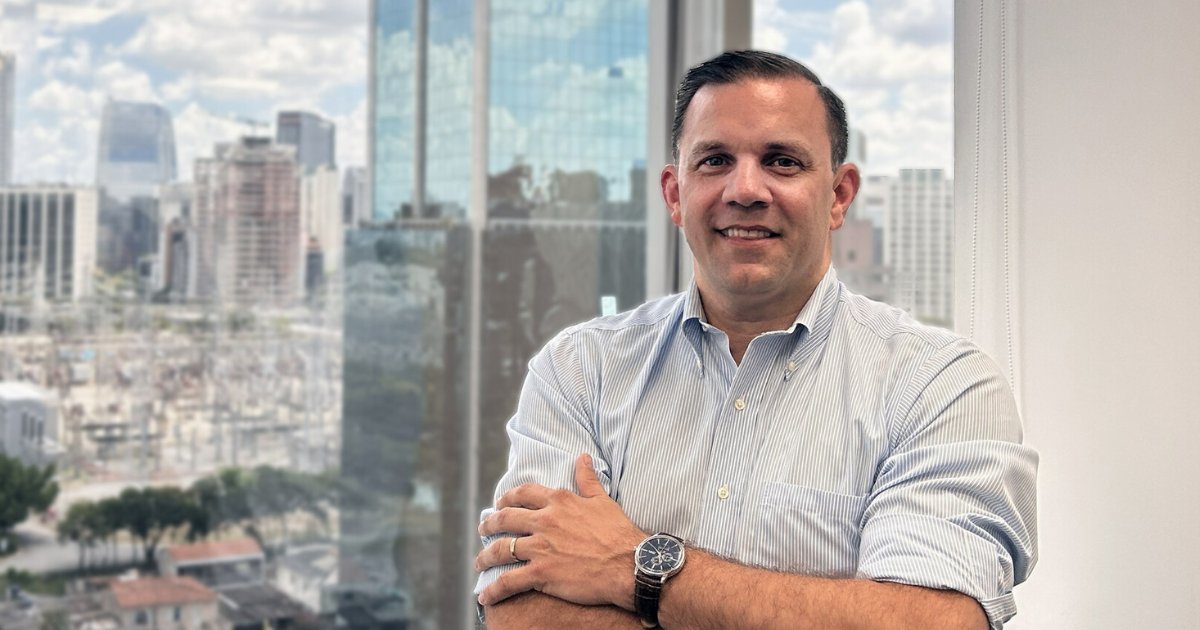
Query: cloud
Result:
<box><xmin>171</xmin><ymin>102</ymin><xmax>251</xmax><ymax>180</ymax></box>
<box><xmin>40</xmin><ymin>38</ymin><xmax>92</xmax><ymax>78</ymax></box>
<box><xmin>94</xmin><ymin>59</ymin><xmax>159</xmax><ymax>101</ymax></box>
<box><xmin>876</xmin><ymin>0</ymin><xmax>953</xmax><ymax>45</ymax></box>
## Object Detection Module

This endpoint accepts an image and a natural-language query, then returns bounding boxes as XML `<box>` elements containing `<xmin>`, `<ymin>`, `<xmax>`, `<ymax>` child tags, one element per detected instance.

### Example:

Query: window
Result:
<box><xmin>755</xmin><ymin>0</ymin><xmax>954</xmax><ymax>327</ymax></box>
<box><xmin>134</xmin><ymin>609</ymin><xmax>149</xmax><ymax>625</ymax></box>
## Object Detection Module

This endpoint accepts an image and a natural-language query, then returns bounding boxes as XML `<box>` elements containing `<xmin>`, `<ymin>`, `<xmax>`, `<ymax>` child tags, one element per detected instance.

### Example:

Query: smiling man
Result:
<box><xmin>474</xmin><ymin>51</ymin><xmax>1037</xmax><ymax>629</ymax></box>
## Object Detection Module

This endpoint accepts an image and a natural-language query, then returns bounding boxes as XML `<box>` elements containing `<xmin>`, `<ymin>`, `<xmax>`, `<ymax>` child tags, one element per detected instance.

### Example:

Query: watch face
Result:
<box><xmin>636</xmin><ymin>534</ymin><xmax>685</xmax><ymax>577</ymax></box>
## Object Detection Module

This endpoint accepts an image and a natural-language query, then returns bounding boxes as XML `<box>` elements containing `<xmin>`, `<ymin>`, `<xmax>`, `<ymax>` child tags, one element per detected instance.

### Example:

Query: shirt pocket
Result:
<box><xmin>750</xmin><ymin>482</ymin><xmax>868</xmax><ymax>577</ymax></box>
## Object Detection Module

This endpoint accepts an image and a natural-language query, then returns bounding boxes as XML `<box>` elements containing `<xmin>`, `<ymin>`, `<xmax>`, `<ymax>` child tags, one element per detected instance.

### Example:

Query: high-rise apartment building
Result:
<box><xmin>276</xmin><ymin>111</ymin><xmax>336</xmax><ymax>175</ymax></box>
<box><xmin>193</xmin><ymin>137</ymin><xmax>301</xmax><ymax>306</ymax></box>
<box><xmin>96</xmin><ymin>101</ymin><xmax>177</xmax><ymax>202</ymax></box>
<box><xmin>0</xmin><ymin>185</ymin><xmax>99</xmax><ymax>302</ymax></box>
<box><xmin>299</xmin><ymin>165</ymin><xmax>342</xmax><ymax>278</ymax></box>
<box><xmin>885</xmin><ymin>168</ymin><xmax>954</xmax><ymax>326</ymax></box>
<box><xmin>0</xmin><ymin>52</ymin><xmax>14</xmax><ymax>186</ymax></box>
<box><xmin>342</xmin><ymin>0</ymin><xmax>663</xmax><ymax>626</ymax></box>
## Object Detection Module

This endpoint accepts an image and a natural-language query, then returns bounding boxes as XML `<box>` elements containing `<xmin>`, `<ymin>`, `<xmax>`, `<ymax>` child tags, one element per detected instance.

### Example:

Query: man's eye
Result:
<box><xmin>769</xmin><ymin>157</ymin><xmax>802</xmax><ymax>168</ymax></box>
<box><xmin>700</xmin><ymin>156</ymin><xmax>728</xmax><ymax>167</ymax></box>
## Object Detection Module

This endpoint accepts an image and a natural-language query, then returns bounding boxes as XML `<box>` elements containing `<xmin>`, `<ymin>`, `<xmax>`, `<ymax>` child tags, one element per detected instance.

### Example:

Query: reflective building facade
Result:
<box><xmin>96</xmin><ymin>101</ymin><xmax>177</xmax><ymax>202</ymax></box>
<box><xmin>346</xmin><ymin>0</ymin><xmax>648</xmax><ymax>626</ymax></box>
<box><xmin>276</xmin><ymin>110</ymin><xmax>337</xmax><ymax>175</ymax></box>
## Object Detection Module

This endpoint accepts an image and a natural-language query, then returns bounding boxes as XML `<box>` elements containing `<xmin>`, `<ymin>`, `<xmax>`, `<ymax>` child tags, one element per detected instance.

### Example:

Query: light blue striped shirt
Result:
<box><xmin>477</xmin><ymin>267</ymin><xmax>1038</xmax><ymax>628</ymax></box>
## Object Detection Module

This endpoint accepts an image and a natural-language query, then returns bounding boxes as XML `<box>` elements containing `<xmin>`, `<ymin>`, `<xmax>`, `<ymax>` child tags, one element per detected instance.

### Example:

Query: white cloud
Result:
<box><xmin>94</xmin><ymin>60</ymin><xmax>159</xmax><ymax>102</ymax></box>
<box><xmin>28</xmin><ymin>78</ymin><xmax>104</xmax><ymax>113</ymax></box>
<box><xmin>171</xmin><ymin>102</ymin><xmax>250</xmax><ymax>181</ymax></box>
<box><xmin>41</xmin><ymin>38</ymin><xmax>92</xmax><ymax>78</ymax></box>
<box><xmin>876</xmin><ymin>0</ymin><xmax>953</xmax><ymax>45</ymax></box>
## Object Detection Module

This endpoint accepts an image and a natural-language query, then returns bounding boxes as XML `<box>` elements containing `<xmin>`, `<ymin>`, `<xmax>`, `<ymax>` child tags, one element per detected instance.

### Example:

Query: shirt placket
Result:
<box><xmin>696</xmin><ymin>331</ymin><xmax>785</xmax><ymax>558</ymax></box>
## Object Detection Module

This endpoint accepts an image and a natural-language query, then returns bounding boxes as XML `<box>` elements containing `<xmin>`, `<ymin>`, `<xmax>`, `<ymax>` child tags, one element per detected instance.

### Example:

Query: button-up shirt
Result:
<box><xmin>477</xmin><ymin>267</ymin><xmax>1038</xmax><ymax>628</ymax></box>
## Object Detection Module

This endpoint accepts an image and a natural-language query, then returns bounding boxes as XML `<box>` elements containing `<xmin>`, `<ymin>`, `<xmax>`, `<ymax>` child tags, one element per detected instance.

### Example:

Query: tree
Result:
<box><xmin>0</xmin><ymin>454</ymin><xmax>59</xmax><ymax>540</ymax></box>
<box><xmin>116</xmin><ymin>487</ymin><xmax>201</xmax><ymax>565</ymax></box>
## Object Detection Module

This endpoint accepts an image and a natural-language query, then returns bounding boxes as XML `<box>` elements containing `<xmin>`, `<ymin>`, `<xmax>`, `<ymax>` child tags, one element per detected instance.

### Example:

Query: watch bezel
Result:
<box><xmin>634</xmin><ymin>533</ymin><xmax>686</xmax><ymax>578</ymax></box>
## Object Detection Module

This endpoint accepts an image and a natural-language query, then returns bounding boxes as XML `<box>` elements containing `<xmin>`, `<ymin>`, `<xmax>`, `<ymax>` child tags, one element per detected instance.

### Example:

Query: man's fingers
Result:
<box><xmin>496</xmin><ymin>482</ymin><xmax>554</xmax><ymax>510</ymax></box>
<box><xmin>474</xmin><ymin>535</ymin><xmax>528</xmax><ymax>572</ymax></box>
<box><xmin>574</xmin><ymin>453</ymin><xmax>608</xmax><ymax>498</ymax></box>
<box><xmin>478</xmin><ymin>565</ymin><xmax>539</xmax><ymax>607</ymax></box>
<box><xmin>478</xmin><ymin>507</ymin><xmax>536</xmax><ymax>537</ymax></box>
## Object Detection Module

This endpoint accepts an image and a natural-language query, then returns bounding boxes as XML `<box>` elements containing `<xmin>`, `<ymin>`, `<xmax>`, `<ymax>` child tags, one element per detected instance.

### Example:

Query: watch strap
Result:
<box><xmin>634</xmin><ymin>571</ymin><xmax>665</xmax><ymax>628</ymax></box>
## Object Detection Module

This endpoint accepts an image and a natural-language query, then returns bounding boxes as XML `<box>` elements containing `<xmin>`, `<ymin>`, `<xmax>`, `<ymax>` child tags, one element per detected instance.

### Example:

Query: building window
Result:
<box><xmin>134</xmin><ymin>609</ymin><xmax>149</xmax><ymax>625</ymax></box>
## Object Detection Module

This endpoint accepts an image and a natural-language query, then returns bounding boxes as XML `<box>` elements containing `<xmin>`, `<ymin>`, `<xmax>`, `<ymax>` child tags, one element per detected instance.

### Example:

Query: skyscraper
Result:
<box><xmin>95</xmin><ymin>101</ymin><xmax>177</xmax><ymax>274</ymax></box>
<box><xmin>886</xmin><ymin>168</ymin><xmax>954</xmax><ymax>326</ymax></box>
<box><xmin>193</xmin><ymin>137</ymin><xmax>301</xmax><ymax>306</ymax></box>
<box><xmin>0</xmin><ymin>52</ymin><xmax>15</xmax><ymax>186</ymax></box>
<box><xmin>96</xmin><ymin>101</ymin><xmax>177</xmax><ymax>202</ymax></box>
<box><xmin>343</xmin><ymin>0</ymin><xmax>653</xmax><ymax>626</ymax></box>
<box><xmin>276</xmin><ymin>111</ymin><xmax>336</xmax><ymax>174</ymax></box>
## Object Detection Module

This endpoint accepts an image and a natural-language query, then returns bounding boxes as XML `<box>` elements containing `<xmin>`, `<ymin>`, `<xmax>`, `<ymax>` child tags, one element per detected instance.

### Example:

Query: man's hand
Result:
<box><xmin>475</xmin><ymin>453</ymin><xmax>646</xmax><ymax>610</ymax></box>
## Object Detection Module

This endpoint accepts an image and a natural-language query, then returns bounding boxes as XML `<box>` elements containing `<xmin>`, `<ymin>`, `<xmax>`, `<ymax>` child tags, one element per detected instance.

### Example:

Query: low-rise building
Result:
<box><xmin>217</xmin><ymin>584</ymin><xmax>314</xmax><ymax>629</ymax></box>
<box><xmin>158</xmin><ymin>538</ymin><xmax>265</xmax><ymax>590</ymax></box>
<box><xmin>106</xmin><ymin>575</ymin><xmax>218</xmax><ymax>630</ymax></box>
<box><xmin>0</xmin><ymin>381</ymin><xmax>60</xmax><ymax>466</ymax></box>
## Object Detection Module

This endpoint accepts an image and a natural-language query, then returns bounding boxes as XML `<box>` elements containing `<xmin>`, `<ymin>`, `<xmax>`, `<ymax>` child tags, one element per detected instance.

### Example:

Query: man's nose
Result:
<box><xmin>722</xmin><ymin>162</ymin><xmax>771</xmax><ymax>209</ymax></box>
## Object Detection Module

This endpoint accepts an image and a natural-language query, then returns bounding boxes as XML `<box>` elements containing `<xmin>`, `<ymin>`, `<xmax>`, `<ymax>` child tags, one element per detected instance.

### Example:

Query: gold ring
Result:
<box><xmin>508</xmin><ymin>536</ymin><xmax>519</xmax><ymax>561</ymax></box>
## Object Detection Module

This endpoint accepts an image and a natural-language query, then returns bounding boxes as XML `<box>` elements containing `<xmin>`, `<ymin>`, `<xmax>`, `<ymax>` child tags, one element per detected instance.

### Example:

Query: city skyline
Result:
<box><xmin>0</xmin><ymin>0</ymin><xmax>951</xmax><ymax>188</ymax></box>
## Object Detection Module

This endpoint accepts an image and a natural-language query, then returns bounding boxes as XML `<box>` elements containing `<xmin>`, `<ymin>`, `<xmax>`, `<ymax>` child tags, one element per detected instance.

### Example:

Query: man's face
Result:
<box><xmin>661</xmin><ymin>78</ymin><xmax>859</xmax><ymax>309</ymax></box>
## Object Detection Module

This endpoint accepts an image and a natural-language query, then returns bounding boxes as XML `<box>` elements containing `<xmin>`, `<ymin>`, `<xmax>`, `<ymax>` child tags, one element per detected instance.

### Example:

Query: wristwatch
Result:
<box><xmin>633</xmin><ymin>532</ymin><xmax>686</xmax><ymax>628</ymax></box>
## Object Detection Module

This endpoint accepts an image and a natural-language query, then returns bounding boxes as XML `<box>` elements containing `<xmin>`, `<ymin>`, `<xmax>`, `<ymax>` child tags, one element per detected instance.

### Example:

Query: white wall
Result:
<box><xmin>962</xmin><ymin>1</ymin><xmax>1200</xmax><ymax>627</ymax></box>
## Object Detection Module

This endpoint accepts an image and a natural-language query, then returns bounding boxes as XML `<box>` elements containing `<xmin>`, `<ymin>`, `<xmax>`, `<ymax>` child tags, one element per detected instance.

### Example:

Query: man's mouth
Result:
<box><xmin>719</xmin><ymin>227</ymin><xmax>779</xmax><ymax>240</ymax></box>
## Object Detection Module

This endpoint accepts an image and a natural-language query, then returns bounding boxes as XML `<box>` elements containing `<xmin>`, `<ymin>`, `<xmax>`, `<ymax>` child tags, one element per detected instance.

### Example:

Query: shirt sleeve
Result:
<box><xmin>473</xmin><ymin>328</ymin><xmax>611</xmax><ymax>597</ymax></box>
<box><xmin>856</xmin><ymin>338</ymin><xmax>1038</xmax><ymax>629</ymax></box>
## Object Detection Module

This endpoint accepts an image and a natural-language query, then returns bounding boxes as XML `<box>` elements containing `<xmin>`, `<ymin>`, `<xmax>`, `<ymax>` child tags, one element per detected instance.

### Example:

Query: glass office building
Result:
<box><xmin>346</xmin><ymin>0</ymin><xmax>648</xmax><ymax>626</ymax></box>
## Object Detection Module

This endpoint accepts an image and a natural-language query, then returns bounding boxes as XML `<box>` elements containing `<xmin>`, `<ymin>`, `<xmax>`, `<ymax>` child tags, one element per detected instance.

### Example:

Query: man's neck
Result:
<box><xmin>699</xmin><ymin>279</ymin><xmax>821</xmax><ymax>365</ymax></box>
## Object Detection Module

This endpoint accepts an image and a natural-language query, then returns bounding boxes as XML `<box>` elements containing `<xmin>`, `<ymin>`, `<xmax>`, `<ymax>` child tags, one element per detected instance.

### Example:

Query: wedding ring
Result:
<box><xmin>508</xmin><ymin>536</ymin><xmax>519</xmax><ymax>561</ymax></box>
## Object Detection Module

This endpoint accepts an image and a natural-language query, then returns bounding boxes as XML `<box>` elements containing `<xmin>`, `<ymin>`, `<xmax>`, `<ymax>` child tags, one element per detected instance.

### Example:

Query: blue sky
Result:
<box><xmin>0</xmin><ymin>0</ymin><xmax>952</xmax><ymax>185</ymax></box>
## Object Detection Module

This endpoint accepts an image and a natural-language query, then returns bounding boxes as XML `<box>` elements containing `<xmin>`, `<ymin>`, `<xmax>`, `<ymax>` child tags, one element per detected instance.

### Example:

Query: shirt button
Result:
<box><xmin>787</xmin><ymin>361</ymin><xmax>796</xmax><ymax>371</ymax></box>
<box><xmin>733</xmin><ymin>398</ymin><xmax>745</xmax><ymax>411</ymax></box>
<box><xmin>717</xmin><ymin>485</ymin><xmax>730</xmax><ymax>500</ymax></box>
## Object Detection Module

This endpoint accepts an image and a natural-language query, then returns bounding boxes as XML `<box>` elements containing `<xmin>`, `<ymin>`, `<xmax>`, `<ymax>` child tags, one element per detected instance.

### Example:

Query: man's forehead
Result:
<box><xmin>680</xmin><ymin>78</ymin><xmax>827</xmax><ymax>154</ymax></box>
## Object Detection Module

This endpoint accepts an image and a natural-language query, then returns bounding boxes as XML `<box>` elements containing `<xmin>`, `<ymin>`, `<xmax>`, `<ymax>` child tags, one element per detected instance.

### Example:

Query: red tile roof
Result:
<box><xmin>164</xmin><ymin>537</ymin><xmax>263</xmax><ymax>563</ymax></box>
<box><xmin>110</xmin><ymin>576</ymin><xmax>216</xmax><ymax>609</ymax></box>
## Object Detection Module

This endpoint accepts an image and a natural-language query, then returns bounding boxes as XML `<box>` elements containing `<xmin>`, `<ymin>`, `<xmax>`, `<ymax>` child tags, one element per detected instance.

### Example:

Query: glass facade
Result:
<box><xmin>349</xmin><ymin>0</ymin><xmax>648</xmax><ymax>626</ymax></box>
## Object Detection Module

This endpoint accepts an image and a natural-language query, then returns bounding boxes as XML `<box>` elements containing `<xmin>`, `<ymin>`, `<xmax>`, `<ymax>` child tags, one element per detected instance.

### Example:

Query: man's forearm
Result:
<box><xmin>484</xmin><ymin>591</ymin><xmax>642</xmax><ymax>629</ymax></box>
<box><xmin>660</xmin><ymin>549</ymin><xmax>988</xmax><ymax>630</ymax></box>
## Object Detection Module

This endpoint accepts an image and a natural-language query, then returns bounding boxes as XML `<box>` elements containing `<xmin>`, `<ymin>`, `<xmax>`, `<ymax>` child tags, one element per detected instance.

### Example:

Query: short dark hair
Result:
<box><xmin>671</xmin><ymin>50</ymin><xmax>849</xmax><ymax>169</ymax></box>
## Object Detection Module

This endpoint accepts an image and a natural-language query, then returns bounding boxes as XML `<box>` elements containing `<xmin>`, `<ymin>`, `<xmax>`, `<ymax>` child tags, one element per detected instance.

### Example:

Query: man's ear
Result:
<box><xmin>661</xmin><ymin>164</ymin><xmax>683</xmax><ymax>227</ymax></box>
<box><xmin>829</xmin><ymin>163</ymin><xmax>861</xmax><ymax>231</ymax></box>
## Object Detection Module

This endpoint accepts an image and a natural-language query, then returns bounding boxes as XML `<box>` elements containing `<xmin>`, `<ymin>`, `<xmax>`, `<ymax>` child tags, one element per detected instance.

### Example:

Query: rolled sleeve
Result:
<box><xmin>474</xmin><ymin>329</ymin><xmax>612</xmax><ymax>597</ymax></box>
<box><xmin>857</xmin><ymin>340</ymin><xmax>1038</xmax><ymax>629</ymax></box>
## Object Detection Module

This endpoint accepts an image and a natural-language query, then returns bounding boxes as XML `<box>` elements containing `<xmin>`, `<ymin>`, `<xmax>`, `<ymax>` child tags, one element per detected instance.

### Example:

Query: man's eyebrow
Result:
<box><xmin>764</xmin><ymin>142</ymin><xmax>815</xmax><ymax>160</ymax></box>
<box><xmin>687</xmin><ymin>141</ymin><xmax>726</xmax><ymax>158</ymax></box>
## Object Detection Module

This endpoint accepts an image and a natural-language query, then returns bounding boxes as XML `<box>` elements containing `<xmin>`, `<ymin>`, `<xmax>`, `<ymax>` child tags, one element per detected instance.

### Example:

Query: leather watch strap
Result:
<box><xmin>634</xmin><ymin>571</ymin><xmax>665</xmax><ymax>628</ymax></box>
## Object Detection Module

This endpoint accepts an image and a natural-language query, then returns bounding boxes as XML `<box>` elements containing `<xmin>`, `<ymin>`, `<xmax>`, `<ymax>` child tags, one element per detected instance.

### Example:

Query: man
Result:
<box><xmin>474</xmin><ymin>50</ymin><xmax>1037</xmax><ymax>629</ymax></box>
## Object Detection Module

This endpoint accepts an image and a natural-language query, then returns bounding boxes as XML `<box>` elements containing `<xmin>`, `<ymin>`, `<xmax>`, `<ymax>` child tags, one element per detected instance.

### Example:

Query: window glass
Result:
<box><xmin>755</xmin><ymin>0</ymin><xmax>955</xmax><ymax>327</ymax></box>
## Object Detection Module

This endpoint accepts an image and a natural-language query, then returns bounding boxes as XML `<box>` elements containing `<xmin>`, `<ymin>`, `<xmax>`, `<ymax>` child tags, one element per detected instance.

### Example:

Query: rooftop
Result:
<box><xmin>218</xmin><ymin>584</ymin><xmax>312</xmax><ymax>626</ymax></box>
<box><xmin>163</xmin><ymin>537</ymin><xmax>263</xmax><ymax>564</ymax></box>
<box><xmin>110</xmin><ymin>576</ymin><xmax>216</xmax><ymax>609</ymax></box>
<box><xmin>0</xmin><ymin>381</ymin><xmax>53</xmax><ymax>402</ymax></box>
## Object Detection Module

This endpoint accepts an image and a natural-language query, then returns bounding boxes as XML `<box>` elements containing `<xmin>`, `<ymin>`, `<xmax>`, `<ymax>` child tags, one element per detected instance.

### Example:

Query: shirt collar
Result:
<box><xmin>679</xmin><ymin>266</ymin><xmax>842</xmax><ymax>365</ymax></box>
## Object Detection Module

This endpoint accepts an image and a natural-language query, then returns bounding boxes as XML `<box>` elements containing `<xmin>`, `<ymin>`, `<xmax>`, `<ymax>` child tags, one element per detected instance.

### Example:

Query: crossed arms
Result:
<box><xmin>475</xmin><ymin>332</ymin><xmax>1037</xmax><ymax>629</ymax></box>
